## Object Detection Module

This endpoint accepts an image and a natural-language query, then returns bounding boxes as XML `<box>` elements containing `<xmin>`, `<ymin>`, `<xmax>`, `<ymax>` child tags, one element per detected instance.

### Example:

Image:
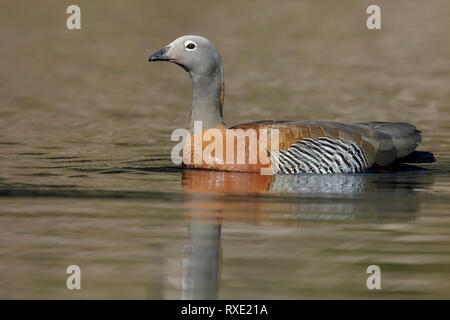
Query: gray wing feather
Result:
<box><xmin>358</xmin><ymin>122</ymin><xmax>422</xmax><ymax>165</ymax></box>
<box><xmin>271</xmin><ymin>137</ymin><xmax>369</xmax><ymax>174</ymax></box>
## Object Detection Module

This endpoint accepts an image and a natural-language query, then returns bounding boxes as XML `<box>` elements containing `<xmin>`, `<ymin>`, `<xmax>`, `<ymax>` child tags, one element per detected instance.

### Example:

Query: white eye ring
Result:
<box><xmin>184</xmin><ymin>40</ymin><xmax>197</xmax><ymax>51</ymax></box>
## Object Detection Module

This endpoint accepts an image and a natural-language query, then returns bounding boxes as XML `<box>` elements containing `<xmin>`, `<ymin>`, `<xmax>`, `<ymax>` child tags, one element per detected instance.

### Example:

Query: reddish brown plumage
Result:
<box><xmin>182</xmin><ymin>121</ymin><xmax>380</xmax><ymax>172</ymax></box>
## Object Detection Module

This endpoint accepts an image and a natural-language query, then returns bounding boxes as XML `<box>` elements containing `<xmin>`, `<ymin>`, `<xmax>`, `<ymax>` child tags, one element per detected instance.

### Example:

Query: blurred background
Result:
<box><xmin>0</xmin><ymin>0</ymin><xmax>449</xmax><ymax>299</ymax></box>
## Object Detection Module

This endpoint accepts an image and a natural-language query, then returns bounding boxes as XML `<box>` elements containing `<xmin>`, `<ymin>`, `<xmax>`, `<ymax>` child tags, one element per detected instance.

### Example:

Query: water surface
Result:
<box><xmin>0</xmin><ymin>0</ymin><xmax>449</xmax><ymax>299</ymax></box>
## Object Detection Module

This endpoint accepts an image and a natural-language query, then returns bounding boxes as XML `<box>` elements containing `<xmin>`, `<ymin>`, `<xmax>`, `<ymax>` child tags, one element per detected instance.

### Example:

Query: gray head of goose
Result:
<box><xmin>149</xmin><ymin>35</ymin><xmax>224</xmax><ymax>130</ymax></box>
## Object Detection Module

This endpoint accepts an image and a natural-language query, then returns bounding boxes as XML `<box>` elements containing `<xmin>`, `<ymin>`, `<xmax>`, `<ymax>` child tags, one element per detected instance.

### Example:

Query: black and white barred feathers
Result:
<box><xmin>271</xmin><ymin>137</ymin><xmax>369</xmax><ymax>174</ymax></box>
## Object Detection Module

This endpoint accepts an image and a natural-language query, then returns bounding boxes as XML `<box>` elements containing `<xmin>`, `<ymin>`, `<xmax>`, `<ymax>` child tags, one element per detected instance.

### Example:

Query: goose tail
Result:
<box><xmin>359</xmin><ymin>122</ymin><xmax>433</xmax><ymax>165</ymax></box>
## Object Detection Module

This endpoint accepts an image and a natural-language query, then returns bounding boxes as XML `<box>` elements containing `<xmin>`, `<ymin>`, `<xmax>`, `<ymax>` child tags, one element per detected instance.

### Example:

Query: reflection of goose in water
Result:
<box><xmin>180</xmin><ymin>219</ymin><xmax>221</xmax><ymax>300</ymax></box>
<box><xmin>182</xmin><ymin>167</ymin><xmax>432</xmax><ymax>222</ymax></box>
<box><xmin>271</xmin><ymin>174</ymin><xmax>367</xmax><ymax>193</ymax></box>
<box><xmin>178</xmin><ymin>168</ymin><xmax>433</xmax><ymax>299</ymax></box>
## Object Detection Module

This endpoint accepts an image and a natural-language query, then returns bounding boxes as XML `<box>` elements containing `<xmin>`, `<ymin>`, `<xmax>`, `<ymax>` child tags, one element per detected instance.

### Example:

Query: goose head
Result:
<box><xmin>149</xmin><ymin>35</ymin><xmax>222</xmax><ymax>77</ymax></box>
<box><xmin>149</xmin><ymin>35</ymin><xmax>225</xmax><ymax>129</ymax></box>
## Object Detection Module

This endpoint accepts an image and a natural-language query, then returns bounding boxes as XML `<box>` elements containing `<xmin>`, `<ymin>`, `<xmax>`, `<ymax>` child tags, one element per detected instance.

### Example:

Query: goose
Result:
<box><xmin>149</xmin><ymin>35</ymin><xmax>434</xmax><ymax>174</ymax></box>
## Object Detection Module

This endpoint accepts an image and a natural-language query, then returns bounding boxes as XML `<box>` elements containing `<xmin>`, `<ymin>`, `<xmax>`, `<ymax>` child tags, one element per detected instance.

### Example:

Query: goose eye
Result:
<box><xmin>184</xmin><ymin>40</ymin><xmax>197</xmax><ymax>51</ymax></box>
